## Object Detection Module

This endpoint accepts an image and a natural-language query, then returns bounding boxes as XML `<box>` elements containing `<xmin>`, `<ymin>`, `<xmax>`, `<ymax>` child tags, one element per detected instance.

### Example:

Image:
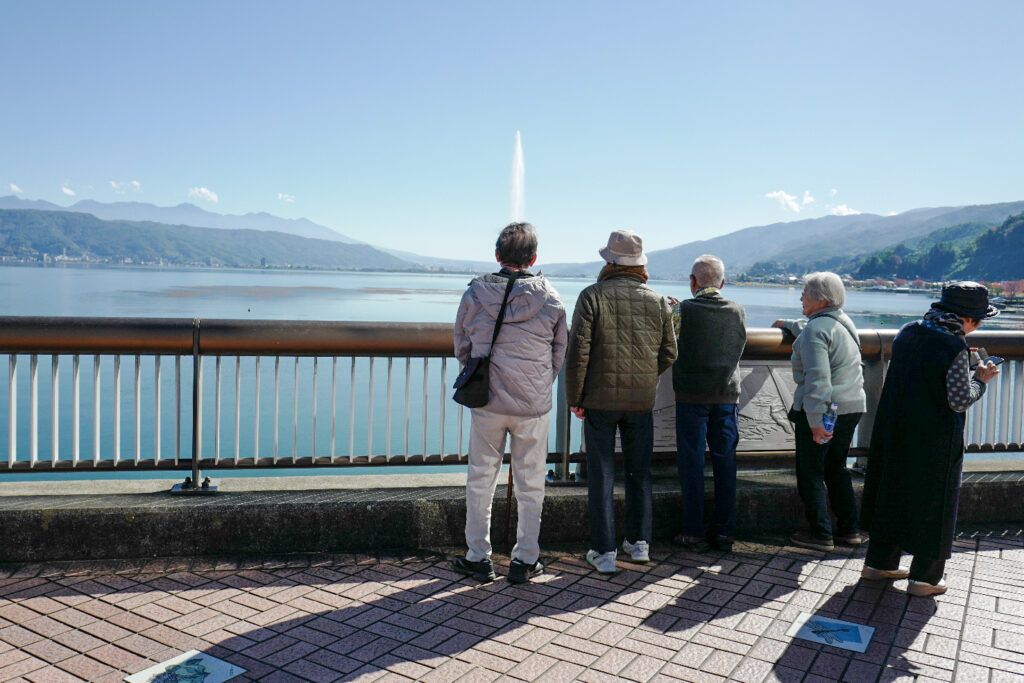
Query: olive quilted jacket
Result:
<box><xmin>565</xmin><ymin>274</ymin><xmax>677</xmax><ymax>411</ymax></box>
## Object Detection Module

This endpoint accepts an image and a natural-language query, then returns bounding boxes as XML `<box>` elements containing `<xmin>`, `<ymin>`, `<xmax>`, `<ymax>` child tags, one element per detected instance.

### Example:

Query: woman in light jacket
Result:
<box><xmin>773</xmin><ymin>272</ymin><xmax>866</xmax><ymax>552</ymax></box>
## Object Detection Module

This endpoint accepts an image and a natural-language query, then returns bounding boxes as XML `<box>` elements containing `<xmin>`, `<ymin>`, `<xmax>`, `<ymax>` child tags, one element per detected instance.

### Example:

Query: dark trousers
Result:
<box><xmin>866</xmin><ymin>539</ymin><xmax>945</xmax><ymax>585</ymax></box>
<box><xmin>675</xmin><ymin>403</ymin><xmax>738</xmax><ymax>539</ymax></box>
<box><xmin>585</xmin><ymin>409</ymin><xmax>653</xmax><ymax>554</ymax></box>
<box><xmin>793</xmin><ymin>410</ymin><xmax>862</xmax><ymax>540</ymax></box>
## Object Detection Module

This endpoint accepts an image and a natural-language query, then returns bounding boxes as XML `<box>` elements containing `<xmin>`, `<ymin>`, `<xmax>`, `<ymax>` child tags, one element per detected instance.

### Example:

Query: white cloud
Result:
<box><xmin>829</xmin><ymin>188</ymin><xmax>838</xmax><ymax>197</ymax></box>
<box><xmin>277</xmin><ymin>192</ymin><xmax>296</xmax><ymax>204</ymax></box>
<box><xmin>765</xmin><ymin>190</ymin><xmax>801</xmax><ymax>212</ymax></box>
<box><xmin>110</xmin><ymin>180</ymin><xmax>143</xmax><ymax>194</ymax></box>
<box><xmin>802</xmin><ymin>190</ymin><xmax>815</xmax><ymax>206</ymax></box>
<box><xmin>8</xmin><ymin>183</ymin><xmax>23</xmax><ymax>194</ymax></box>
<box><xmin>188</xmin><ymin>186</ymin><xmax>219</xmax><ymax>203</ymax></box>
<box><xmin>61</xmin><ymin>185</ymin><xmax>76</xmax><ymax>197</ymax></box>
<box><xmin>830</xmin><ymin>204</ymin><xmax>860</xmax><ymax>216</ymax></box>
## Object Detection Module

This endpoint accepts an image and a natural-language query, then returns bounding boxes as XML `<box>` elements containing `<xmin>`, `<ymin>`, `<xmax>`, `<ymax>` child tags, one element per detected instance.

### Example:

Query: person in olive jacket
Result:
<box><xmin>565</xmin><ymin>230</ymin><xmax>677</xmax><ymax>574</ymax></box>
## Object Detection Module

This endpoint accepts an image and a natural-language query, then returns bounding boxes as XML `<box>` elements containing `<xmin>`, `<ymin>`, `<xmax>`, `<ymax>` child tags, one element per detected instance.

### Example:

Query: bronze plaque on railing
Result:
<box><xmin>650</xmin><ymin>361</ymin><xmax>797</xmax><ymax>452</ymax></box>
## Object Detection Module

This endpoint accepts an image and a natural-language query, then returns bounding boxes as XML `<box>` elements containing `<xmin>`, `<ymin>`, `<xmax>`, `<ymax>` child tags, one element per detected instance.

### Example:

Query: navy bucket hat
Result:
<box><xmin>933</xmin><ymin>281</ymin><xmax>1000</xmax><ymax>320</ymax></box>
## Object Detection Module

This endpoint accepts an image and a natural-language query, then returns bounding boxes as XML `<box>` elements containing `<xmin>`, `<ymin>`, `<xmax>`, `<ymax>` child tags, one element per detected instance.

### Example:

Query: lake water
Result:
<box><xmin>1</xmin><ymin>265</ymin><xmax>1019</xmax><ymax>481</ymax></box>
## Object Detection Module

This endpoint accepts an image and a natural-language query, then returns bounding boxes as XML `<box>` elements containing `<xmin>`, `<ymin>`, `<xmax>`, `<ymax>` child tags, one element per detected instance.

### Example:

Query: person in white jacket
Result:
<box><xmin>452</xmin><ymin>223</ymin><xmax>567</xmax><ymax>584</ymax></box>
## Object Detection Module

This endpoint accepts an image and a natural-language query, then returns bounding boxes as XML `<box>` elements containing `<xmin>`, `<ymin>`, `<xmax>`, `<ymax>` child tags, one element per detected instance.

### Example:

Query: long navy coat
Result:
<box><xmin>860</xmin><ymin>322</ymin><xmax>969</xmax><ymax>560</ymax></box>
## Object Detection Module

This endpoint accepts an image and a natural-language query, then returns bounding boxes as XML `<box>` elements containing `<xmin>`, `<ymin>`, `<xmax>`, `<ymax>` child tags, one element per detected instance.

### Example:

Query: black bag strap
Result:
<box><xmin>487</xmin><ymin>272</ymin><xmax>519</xmax><ymax>355</ymax></box>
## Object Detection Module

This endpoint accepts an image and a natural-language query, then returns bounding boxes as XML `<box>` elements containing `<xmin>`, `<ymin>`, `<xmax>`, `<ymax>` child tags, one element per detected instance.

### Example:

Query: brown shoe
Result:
<box><xmin>907</xmin><ymin>579</ymin><xmax>947</xmax><ymax>596</ymax></box>
<box><xmin>861</xmin><ymin>565</ymin><xmax>910</xmax><ymax>580</ymax></box>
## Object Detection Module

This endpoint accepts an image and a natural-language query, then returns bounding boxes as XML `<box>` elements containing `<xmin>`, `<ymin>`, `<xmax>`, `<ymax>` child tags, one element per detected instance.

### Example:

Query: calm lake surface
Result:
<box><xmin>2</xmin><ymin>265</ymin><xmax>1019</xmax><ymax>480</ymax></box>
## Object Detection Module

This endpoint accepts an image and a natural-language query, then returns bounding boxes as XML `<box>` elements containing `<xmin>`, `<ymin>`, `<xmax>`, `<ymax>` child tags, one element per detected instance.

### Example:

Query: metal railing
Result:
<box><xmin>1</xmin><ymin>317</ymin><xmax>1022</xmax><ymax>475</ymax></box>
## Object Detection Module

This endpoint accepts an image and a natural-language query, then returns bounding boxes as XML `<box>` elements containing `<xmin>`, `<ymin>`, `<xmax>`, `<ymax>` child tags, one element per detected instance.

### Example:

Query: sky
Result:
<box><xmin>2</xmin><ymin>1</ymin><xmax>1023</xmax><ymax>264</ymax></box>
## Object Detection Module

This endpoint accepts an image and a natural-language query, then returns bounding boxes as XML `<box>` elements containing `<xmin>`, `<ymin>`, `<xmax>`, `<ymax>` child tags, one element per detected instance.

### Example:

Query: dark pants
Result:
<box><xmin>793</xmin><ymin>410</ymin><xmax>862</xmax><ymax>540</ymax></box>
<box><xmin>585</xmin><ymin>409</ymin><xmax>653</xmax><ymax>554</ymax></box>
<box><xmin>866</xmin><ymin>539</ymin><xmax>945</xmax><ymax>584</ymax></box>
<box><xmin>675</xmin><ymin>403</ymin><xmax>738</xmax><ymax>539</ymax></box>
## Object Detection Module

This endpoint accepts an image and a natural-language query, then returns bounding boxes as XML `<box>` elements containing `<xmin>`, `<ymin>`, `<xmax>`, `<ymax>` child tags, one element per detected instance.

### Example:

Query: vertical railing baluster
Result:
<box><xmin>196</xmin><ymin>355</ymin><xmax>204</xmax><ymax>462</ymax></box>
<box><xmin>73</xmin><ymin>355</ymin><xmax>80</xmax><ymax>465</ymax></box>
<box><xmin>30</xmin><ymin>354</ymin><xmax>38</xmax><ymax>467</ymax></box>
<box><xmin>386</xmin><ymin>357</ymin><xmax>393</xmax><ymax>459</ymax></box>
<box><xmin>368</xmin><ymin>358</ymin><xmax>375</xmax><ymax>458</ymax></box>
<box><xmin>113</xmin><ymin>355</ymin><xmax>121</xmax><ymax>466</ymax></box>
<box><xmin>331</xmin><ymin>357</ymin><xmax>337</xmax><ymax>462</ymax></box>
<box><xmin>1011</xmin><ymin>360</ymin><xmax>1019</xmax><ymax>446</ymax></box>
<box><xmin>293</xmin><ymin>356</ymin><xmax>299</xmax><ymax>462</ymax></box>
<box><xmin>234</xmin><ymin>357</ymin><xmax>241</xmax><ymax>464</ymax></box>
<box><xmin>51</xmin><ymin>356</ymin><xmax>60</xmax><ymax>465</ymax></box>
<box><xmin>404</xmin><ymin>357</ymin><xmax>411</xmax><ymax>456</ymax></box>
<box><xmin>312</xmin><ymin>357</ymin><xmax>318</xmax><ymax>460</ymax></box>
<box><xmin>440</xmin><ymin>358</ymin><xmax>446</xmax><ymax>458</ymax></box>
<box><xmin>215</xmin><ymin>356</ymin><xmax>222</xmax><ymax>465</ymax></box>
<box><xmin>154</xmin><ymin>357</ymin><xmax>161</xmax><ymax>464</ymax></box>
<box><xmin>998</xmin><ymin>362</ymin><xmax>1011</xmax><ymax>446</ymax></box>
<box><xmin>985</xmin><ymin>371</ymin><xmax>997</xmax><ymax>444</ymax></box>
<box><xmin>458</xmin><ymin>403</ymin><xmax>464</xmax><ymax>458</ymax></box>
<box><xmin>274</xmin><ymin>357</ymin><xmax>280</xmax><ymax>464</ymax></box>
<box><xmin>134</xmin><ymin>355</ymin><xmax>141</xmax><ymax>465</ymax></box>
<box><xmin>422</xmin><ymin>358</ymin><xmax>428</xmax><ymax>457</ymax></box>
<box><xmin>175</xmin><ymin>356</ymin><xmax>181</xmax><ymax>464</ymax></box>
<box><xmin>349</xmin><ymin>358</ymin><xmax>356</xmax><ymax>459</ymax></box>
<box><xmin>970</xmin><ymin>382</ymin><xmax>984</xmax><ymax>446</ymax></box>
<box><xmin>93</xmin><ymin>356</ymin><xmax>101</xmax><ymax>464</ymax></box>
<box><xmin>254</xmin><ymin>357</ymin><xmax>261</xmax><ymax>460</ymax></box>
<box><xmin>9</xmin><ymin>356</ymin><xmax>16</xmax><ymax>467</ymax></box>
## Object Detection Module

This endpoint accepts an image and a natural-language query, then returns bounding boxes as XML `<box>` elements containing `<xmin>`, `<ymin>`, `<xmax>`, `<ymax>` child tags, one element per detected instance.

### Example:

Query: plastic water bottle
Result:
<box><xmin>821</xmin><ymin>403</ymin><xmax>839</xmax><ymax>442</ymax></box>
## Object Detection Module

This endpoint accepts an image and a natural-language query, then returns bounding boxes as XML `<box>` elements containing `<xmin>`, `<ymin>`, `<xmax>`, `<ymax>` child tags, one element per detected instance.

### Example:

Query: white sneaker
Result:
<box><xmin>585</xmin><ymin>549</ymin><xmax>619</xmax><ymax>574</ymax></box>
<box><xmin>622</xmin><ymin>539</ymin><xmax>650</xmax><ymax>563</ymax></box>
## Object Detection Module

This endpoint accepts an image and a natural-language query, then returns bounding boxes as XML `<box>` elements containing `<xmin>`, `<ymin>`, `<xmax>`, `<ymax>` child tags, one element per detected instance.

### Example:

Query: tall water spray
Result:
<box><xmin>510</xmin><ymin>131</ymin><xmax>525</xmax><ymax>221</ymax></box>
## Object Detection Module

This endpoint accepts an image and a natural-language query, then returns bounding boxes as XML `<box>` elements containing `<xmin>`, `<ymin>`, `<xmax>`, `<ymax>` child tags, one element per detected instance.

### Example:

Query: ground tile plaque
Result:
<box><xmin>786</xmin><ymin>612</ymin><xmax>875</xmax><ymax>653</ymax></box>
<box><xmin>124</xmin><ymin>649</ymin><xmax>246</xmax><ymax>683</ymax></box>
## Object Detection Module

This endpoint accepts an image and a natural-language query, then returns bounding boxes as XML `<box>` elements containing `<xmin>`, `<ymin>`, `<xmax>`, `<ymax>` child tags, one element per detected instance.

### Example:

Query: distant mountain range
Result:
<box><xmin>0</xmin><ymin>209</ymin><xmax>411</xmax><ymax>270</ymax></box>
<box><xmin>542</xmin><ymin>200</ymin><xmax>1024</xmax><ymax>279</ymax></box>
<box><xmin>3</xmin><ymin>196</ymin><xmax>1023</xmax><ymax>281</ymax></box>
<box><xmin>0</xmin><ymin>195</ymin><xmax>360</xmax><ymax>244</ymax></box>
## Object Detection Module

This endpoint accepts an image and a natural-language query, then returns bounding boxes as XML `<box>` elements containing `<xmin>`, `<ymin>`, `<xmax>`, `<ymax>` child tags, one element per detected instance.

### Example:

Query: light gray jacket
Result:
<box><xmin>781</xmin><ymin>307</ymin><xmax>867</xmax><ymax>429</ymax></box>
<box><xmin>454</xmin><ymin>272</ymin><xmax>568</xmax><ymax>417</ymax></box>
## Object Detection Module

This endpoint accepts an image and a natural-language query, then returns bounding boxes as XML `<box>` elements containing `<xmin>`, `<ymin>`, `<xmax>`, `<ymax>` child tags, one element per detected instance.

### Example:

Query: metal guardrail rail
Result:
<box><xmin>1</xmin><ymin>317</ymin><xmax>1022</xmax><ymax>477</ymax></box>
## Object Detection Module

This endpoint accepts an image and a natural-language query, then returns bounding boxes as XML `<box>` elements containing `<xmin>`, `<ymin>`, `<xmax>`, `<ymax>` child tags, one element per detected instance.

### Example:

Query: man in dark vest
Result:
<box><xmin>669</xmin><ymin>255</ymin><xmax>746</xmax><ymax>552</ymax></box>
<box><xmin>860</xmin><ymin>282</ymin><xmax>1000</xmax><ymax>596</ymax></box>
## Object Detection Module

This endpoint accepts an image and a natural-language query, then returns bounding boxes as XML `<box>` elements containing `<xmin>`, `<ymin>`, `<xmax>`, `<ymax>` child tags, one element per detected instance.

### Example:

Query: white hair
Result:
<box><xmin>803</xmin><ymin>271</ymin><xmax>846</xmax><ymax>308</ymax></box>
<box><xmin>691</xmin><ymin>254</ymin><xmax>725</xmax><ymax>288</ymax></box>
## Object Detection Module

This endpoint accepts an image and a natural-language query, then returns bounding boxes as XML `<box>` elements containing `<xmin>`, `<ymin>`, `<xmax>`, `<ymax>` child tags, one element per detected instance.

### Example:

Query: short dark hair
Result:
<box><xmin>495</xmin><ymin>222</ymin><xmax>538</xmax><ymax>268</ymax></box>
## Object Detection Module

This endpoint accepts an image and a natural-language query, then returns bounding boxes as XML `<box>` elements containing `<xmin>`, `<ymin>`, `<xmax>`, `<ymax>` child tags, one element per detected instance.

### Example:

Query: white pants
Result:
<box><xmin>465</xmin><ymin>408</ymin><xmax>549</xmax><ymax>565</ymax></box>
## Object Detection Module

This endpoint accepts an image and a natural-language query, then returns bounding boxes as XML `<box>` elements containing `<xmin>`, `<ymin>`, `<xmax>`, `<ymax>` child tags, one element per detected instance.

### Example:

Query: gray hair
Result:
<box><xmin>803</xmin><ymin>271</ymin><xmax>846</xmax><ymax>308</ymax></box>
<box><xmin>495</xmin><ymin>222</ymin><xmax>538</xmax><ymax>268</ymax></box>
<box><xmin>691</xmin><ymin>254</ymin><xmax>725</xmax><ymax>288</ymax></box>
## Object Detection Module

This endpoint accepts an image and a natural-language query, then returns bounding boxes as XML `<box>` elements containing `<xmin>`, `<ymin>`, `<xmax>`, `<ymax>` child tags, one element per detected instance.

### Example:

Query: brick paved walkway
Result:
<box><xmin>0</xmin><ymin>530</ymin><xmax>1021</xmax><ymax>682</ymax></box>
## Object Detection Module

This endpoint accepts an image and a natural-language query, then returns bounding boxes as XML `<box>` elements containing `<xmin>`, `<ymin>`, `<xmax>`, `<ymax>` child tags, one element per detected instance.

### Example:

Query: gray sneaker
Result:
<box><xmin>585</xmin><ymin>549</ymin><xmax>619</xmax><ymax>575</ymax></box>
<box><xmin>621</xmin><ymin>539</ymin><xmax>650</xmax><ymax>563</ymax></box>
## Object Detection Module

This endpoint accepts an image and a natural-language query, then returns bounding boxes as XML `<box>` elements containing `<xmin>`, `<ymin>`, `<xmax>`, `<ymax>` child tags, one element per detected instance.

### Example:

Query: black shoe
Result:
<box><xmin>508</xmin><ymin>558</ymin><xmax>544</xmax><ymax>584</ymax></box>
<box><xmin>836</xmin><ymin>531</ymin><xmax>867</xmax><ymax>546</ymax></box>
<box><xmin>790</xmin><ymin>531</ymin><xmax>835</xmax><ymax>552</ymax></box>
<box><xmin>452</xmin><ymin>556</ymin><xmax>497</xmax><ymax>582</ymax></box>
<box><xmin>712</xmin><ymin>535</ymin><xmax>735</xmax><ymax>552</ymax></box>
<box><xmin>673</xmin><ymin>533</ymin><xmax>712</xmax><ymax>553</ymax></box>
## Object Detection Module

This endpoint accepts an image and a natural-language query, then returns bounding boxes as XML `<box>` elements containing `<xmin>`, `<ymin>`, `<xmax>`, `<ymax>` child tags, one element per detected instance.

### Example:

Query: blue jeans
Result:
<box><xmin>793</xmin><ymin>410</ymin><xmax>862</xmax><ymax>539</ymax></box>
<box><xmin>675</xmin><ymin>403</ymin><xmax>738</xmax><ymax>539</ymax></box>
<box><xmin>584</xmin><ymin>409</ymin><xmax>653</xmax><ymax>554</ymax></box>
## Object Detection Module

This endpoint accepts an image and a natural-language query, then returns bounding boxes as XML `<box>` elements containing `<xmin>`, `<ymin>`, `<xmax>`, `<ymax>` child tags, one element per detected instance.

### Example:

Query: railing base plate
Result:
<box><xmin>169</xmin><ymin>480</ymin><xmax>221</xmax><ymax>495</ymax></box>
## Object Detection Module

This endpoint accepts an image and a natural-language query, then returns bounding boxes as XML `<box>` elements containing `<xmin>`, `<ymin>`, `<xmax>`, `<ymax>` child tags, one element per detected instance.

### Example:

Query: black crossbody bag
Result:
<box><xmin>452</xmin><ymin>273</ymin><xmax>518</xmax><ymax>408</ymax></box>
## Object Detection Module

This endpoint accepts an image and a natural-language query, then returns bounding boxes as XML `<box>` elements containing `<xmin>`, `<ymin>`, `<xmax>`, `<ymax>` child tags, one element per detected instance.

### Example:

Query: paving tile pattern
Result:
<box><xmin>0</xmin><ymin>528</ymin><xmax>1021</xmax><ymax>682</ymax></box>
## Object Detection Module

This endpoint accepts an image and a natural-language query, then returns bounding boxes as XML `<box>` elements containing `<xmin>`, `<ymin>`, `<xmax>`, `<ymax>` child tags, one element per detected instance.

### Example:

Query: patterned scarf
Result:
<box><xmin>694</xmin><ymin>286</ymin><xmax>720</xmax><ymax>298</ymax></box>
<box><xmin>598</xmin><ymin>263</ymin><xmax>649</xmax><ymax>283</ymax></box>
<box><xmin>922</xmin><ymin>305</ymin><xmax>966</xmax><ymax>338</ymax></box>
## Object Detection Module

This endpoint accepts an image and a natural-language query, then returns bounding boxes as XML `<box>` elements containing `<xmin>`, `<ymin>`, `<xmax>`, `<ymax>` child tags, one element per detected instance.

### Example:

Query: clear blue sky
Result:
<box><xmin>2</xmin><ymin>1</ymin><xmax>1022</xmax><ymax>263</ymax></box>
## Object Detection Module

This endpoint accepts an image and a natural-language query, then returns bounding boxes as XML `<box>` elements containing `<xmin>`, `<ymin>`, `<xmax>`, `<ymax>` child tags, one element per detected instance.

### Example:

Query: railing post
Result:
<box><xmin>855</xmin><ymin>331</ymin><xmax>886</xmax><ymax>469</ymax></box>
<box><xmin>170</xmin><ymin>318</ymin><xmax>217</xmax><ymax>494</ymax></box>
